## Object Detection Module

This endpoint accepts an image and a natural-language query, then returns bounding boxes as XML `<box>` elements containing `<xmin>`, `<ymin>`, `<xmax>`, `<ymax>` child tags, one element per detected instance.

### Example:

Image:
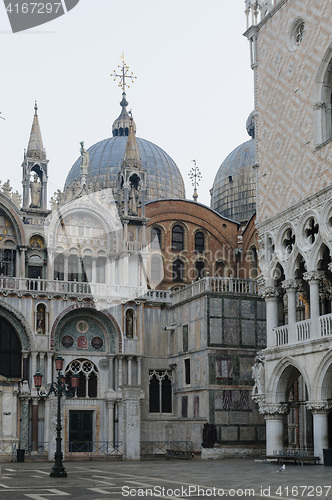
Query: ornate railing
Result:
<box><xmin>297</xmin><ymin>319</ymin><xmax>311</xmax><ymax>342</ymax></box>
<box><xmin>65</xmin><ymin>441</ymin><xmax>123</xmax><ymax>459</ymax></box>
<box><xmin>275</xmin><ymin>325</ymin><xmax>288</xmax><ymax>346</ymax></box>
<box><xmin>171</xmin><ymin>277</ymin><xmax>258</xmax><ymax>305</ymax></box>
<box><xmin>320</xmin><ymin>313</ymin><xmax>332</xmax><ymax>337</ymax></box>
<box><xmin>0</xmin><ymin>277</ymin><xmax>145</xmax><ymax>301</ymax></box>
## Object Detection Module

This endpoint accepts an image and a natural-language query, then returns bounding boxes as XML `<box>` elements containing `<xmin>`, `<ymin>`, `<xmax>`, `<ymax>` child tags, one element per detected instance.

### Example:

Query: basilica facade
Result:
<box><xmin>0</xmin><ymin>75</ymin><xmax>264</xmax><ymax>460</ymax></box>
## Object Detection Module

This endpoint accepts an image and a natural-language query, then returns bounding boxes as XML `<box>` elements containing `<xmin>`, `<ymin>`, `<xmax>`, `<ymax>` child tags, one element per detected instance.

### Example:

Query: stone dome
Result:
<box><xmin>210</xmin><ymin>114</ymin><xmax>256</xmax><ymax>223</ymax></box>
<box><xmin>64</xmin><ymin>94</ymin><xmax>186</xmax><ymax>201</ymax></box>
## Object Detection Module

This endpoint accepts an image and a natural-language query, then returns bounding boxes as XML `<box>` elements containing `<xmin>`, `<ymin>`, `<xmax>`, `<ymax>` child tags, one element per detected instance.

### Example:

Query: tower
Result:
<box><xmin>22</xmin><ymin>102</ymin><xmax>49</xmax><ymax>212</ymax></box>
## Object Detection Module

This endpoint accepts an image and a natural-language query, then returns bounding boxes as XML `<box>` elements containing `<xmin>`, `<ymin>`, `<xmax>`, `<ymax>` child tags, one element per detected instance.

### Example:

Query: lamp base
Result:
<box><xmin>50</xmin><ymin>465</ymin><xmax>67</xmax><ymax>478</ymax></box>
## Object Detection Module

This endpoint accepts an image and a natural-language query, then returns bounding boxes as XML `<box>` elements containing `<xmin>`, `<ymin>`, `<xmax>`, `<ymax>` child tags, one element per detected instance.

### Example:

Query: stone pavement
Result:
<box><xmin>0</xmin><ymin>458</ymin><xmax>330</xmax><ymax>499</ymax></box>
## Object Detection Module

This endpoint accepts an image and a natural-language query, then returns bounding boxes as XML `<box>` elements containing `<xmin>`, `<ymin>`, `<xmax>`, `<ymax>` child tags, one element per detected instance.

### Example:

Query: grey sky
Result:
<box><xmin>0</xmin><ymin>0</ymin><xmax>253</xmax><ymax>207</ymax></box>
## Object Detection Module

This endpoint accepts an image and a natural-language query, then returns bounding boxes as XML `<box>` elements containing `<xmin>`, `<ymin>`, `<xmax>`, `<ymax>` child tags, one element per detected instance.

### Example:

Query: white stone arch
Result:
<box><xmin>287</xmin><ymin>250</ymin><xmax>307</xmax><ymax>280</ymax></box>
<box><xmin>314</xmin><ymin>42</ymin><xmax>332</xmax><ymax>145</ymax></box>
<box><xmin>320</xmin><ymin>198</ymin><xmax>332</xmax><ymax>241</ymax></box>
<box><xmin>312</xmin><ymin>351</ymin><xmax>332</xmax><ymax>401</ymax></box>
<box><xmin>268</xmin><ymin>357</ymin><xmax>312</xmax><ymax>404</ymax></box>
<box><xmin>311</xmin><ymin>241</ymin><xmax>332</xmax><ymax>273</ymax></box>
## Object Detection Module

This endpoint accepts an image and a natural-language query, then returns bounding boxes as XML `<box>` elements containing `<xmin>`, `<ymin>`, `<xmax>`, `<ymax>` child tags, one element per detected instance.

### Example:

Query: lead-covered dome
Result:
<box><xmin>64</xmin><ymin>93</ymin><xmax>185</xmax><ymax>201</ymax></box>
<box><xmin>210</xmin><ymin>112</ymin><xmax>256</xmax><ymax>223</ymax></box>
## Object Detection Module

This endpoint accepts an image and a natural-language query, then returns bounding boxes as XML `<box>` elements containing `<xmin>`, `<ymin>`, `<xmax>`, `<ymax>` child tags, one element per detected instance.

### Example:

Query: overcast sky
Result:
<box><xmin>0</xmin><ymin>0</ymin><xmax>254</xmax><ymax>207</ymax></box>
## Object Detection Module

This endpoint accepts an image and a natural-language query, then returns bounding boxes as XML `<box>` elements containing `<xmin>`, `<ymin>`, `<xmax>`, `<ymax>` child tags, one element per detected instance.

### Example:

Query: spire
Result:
<box><xmin>26</xmin><ymin>101</ymin><xmax>46</xmax><ymax>160</ymax></box>
<box><xmin>111</xmin><ymin>55</ymin><xmax>137</xmax><ymax>137</ymax></box>
<box><xmin>122</xmin><ymin>115</ymin><xmax>142</xmax><ymax>170</ymax></box>
<box><xmin>112</xmin><ymin>92</ymin><xmax>136</xmax><ymax>137</ymax></box>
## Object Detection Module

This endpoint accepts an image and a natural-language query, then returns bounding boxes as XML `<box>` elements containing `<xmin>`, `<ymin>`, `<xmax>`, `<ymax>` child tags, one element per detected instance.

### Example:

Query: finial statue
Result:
<box><xmin>30</xmin><ymin>174</ymin><xmax>41</xmax><ymax>208</ymax></box>
<box><xmin>251</xmin><ymin>355</ymin><xmax>265</xmax><ymax>396</ymax></box>
<box><xmin>80</xmin><ymin>141</ymin><xmax>89</xmax><ymax>174</ymax></box>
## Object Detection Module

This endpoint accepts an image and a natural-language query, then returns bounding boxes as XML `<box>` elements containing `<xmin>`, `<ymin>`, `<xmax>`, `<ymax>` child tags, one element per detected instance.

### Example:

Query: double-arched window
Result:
<box><xmin>65</xmin><ymin>359</ymin><xmax>98</xmax><ymax>398</ymax></box>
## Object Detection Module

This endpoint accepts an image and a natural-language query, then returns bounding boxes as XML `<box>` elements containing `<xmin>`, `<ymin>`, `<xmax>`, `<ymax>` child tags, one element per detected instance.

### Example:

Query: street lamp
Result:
<box><xmin>34</xmin><ymin>356</ymin><xmax>79</xmax><ymax>478</ymax></box>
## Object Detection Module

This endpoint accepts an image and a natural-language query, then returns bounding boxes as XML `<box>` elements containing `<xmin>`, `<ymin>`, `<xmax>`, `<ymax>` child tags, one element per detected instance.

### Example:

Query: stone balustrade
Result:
<box><xmin>274</xmin><ymin>313</ymin><xmax>332</xmax><ymax>346</ymax></box>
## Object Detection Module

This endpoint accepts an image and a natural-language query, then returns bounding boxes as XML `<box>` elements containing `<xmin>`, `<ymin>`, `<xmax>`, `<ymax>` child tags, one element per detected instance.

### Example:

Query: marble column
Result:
<box><xmin>64</xmin><ymin>253</ymin><xmax>69</xmax><ymax>282</ymax></box>
<box><xmin>263</xmin><ymin>287</ymin><xmax>280</xmax><ymax>347</ymax></box>
<box><xmin>127</xmin><ymin>357</ymin><xmax>133</xmax><ymax>386</ymax></box>
<box><xmin>137</xmin><ymin>357</ymin><xmax>142</xmax><ymax>386</ymax></box>
<box><xmin>260</xmin><ymin>404</ymin><xmax>289</xmax><ymax>455</ymax></box>
<box><xmin>108</xmin><ymin>356</ymin><xmax>114</xmax><ymax>390</ymax></box>
<box><xmin>20</xmin><ymin>247</ymin><xmax>27</xmax><ymax>278</ymax></box>
<box><xmin>31</xmin><ymin>397</ymin><xmax>39</xmax><ymax>451</ymax></box>
<box><xmin>106</xmin><ymin>401</ymin><xmax>115</xmax><ymax>445</ymax></box>
<box><xmin>282</xmin><ymin>280</ymin><xmax>298</xmax><ymax>344</ymax></box>
<box><xmin>304</xmin><ymin>272</ymin><xmax>323</xmax><ymax>339</ymax></box>
<box><xmin>307</xmin><ymin>402</ymin><xmax>329</xmax><ymax>461</ymax></box>
<box><xmin>19</xmin><ymin>395</ymin><xmax>30</xmax><ymax>450</ymax></box>
<box><xmin>121</xmin><ymin>386</ymin><xmax>141</xmax><ymax>461</ymax></box>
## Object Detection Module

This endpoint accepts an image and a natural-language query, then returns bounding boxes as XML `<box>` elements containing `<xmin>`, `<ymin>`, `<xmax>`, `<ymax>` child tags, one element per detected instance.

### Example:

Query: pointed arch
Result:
<box><xmin>268</xmin><ymin>356</ymin><xmax>311</xmax><ymax>404</ymax></box>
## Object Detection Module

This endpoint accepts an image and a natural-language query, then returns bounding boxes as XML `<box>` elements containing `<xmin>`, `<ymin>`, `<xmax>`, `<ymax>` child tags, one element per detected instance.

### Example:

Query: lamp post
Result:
<box><xmin>34</xmin><ymin>356</ymin><xmax>79</xmax><ymax>478</ymax></box>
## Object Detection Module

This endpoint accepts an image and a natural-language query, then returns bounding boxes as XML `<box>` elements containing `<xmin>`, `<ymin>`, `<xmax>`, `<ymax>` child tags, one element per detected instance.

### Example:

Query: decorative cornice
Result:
<box><xmin>257</xmin><ymin>185</ymin><xmax>332</xmax><ymax>235</ymax></box>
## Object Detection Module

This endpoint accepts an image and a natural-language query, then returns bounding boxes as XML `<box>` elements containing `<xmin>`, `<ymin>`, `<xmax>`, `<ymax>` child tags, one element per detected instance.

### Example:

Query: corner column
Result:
<box><xmin>307</xmin><ymin>402</ymin><xmax>329</xmax><ymax>462</ymax></box>
<box><xmin>262</xmin><ymin>287</ymin><xmax>280</xmax><ymax>347</ymax></box>
<box><xmin>260</xmin><ymin>404</ymin><xmax>289</xmax><ymax>455</ymax></box>
<box><xmin>304</xmin><ymin>272</ymin><xmax>323</xmax><ymax>339</ymax></box>
<box><xmin>282</xmin><ymin>280</ymin><xmax>298</xmax><ymax>344</ymax></box>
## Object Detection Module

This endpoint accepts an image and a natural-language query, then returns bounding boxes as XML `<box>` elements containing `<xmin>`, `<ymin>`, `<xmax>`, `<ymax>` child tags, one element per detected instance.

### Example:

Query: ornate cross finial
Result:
<box><xmin>189</xmin><ymin>160</ymin><xmax>202</xmax><ymax>202</ymax></box>
<box><xmin>111</xmin><ymin>54</ymin><xmax>137</xmax><ymax>93</ymax></box>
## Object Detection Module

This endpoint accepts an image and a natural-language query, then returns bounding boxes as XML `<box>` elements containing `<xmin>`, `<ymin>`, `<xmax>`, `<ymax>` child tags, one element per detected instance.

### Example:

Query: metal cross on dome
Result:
<box><xmin>111</xmin><ymin>54</ymin><xmax>137</xmax><ymax>92</ymax></box>
<box><xmin>189</xmin><ymin>160</ymin><xmax>202</xmax><ymax>202</ymax></box>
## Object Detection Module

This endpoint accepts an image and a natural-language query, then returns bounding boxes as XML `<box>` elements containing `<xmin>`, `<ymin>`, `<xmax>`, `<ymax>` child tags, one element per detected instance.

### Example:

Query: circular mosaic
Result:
<box><xmin>91</xmin><ymin>336</ymin><xmax>104</xmax><ymax>350</ymax></box>
<box><xmin>61</xmin><ymin>335</ymin><xmax>74</xmax><ymax>348</ymax></box>
<box><xmin>76</xmin><ymin>320</ymin><xmax>89</xmax><ymax>334</ymax></box>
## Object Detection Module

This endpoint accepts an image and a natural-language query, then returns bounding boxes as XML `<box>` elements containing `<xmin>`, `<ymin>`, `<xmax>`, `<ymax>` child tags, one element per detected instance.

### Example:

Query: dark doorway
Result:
<box><xmin>69</xmin><ymin>410</ymin><xmax>93</xmax><ymax>452</ymax></box>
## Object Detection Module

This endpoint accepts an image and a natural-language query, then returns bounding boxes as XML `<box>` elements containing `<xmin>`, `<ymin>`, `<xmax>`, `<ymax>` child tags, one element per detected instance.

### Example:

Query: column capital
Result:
<box><xmin>281</xmin><ymin>279</ymin><xmax>299</xmax><ymax>292</ymax></box>
<box><xmin>259</xmin><ymin>403</ymin><xmax>289</xmax><ymax>417</ymax></box>
<box><xmin>306</xmin><ymin>401</ymin><xmax>331</xmax><ymax>413</ymax></box>
<box><xmin>303</xmin><ymin>271</ymin><xmax>324</xmax><ymax>283</ymax></box>
<box><xmin>261</xmin><ymin>286</ymin><xmax>280</xmax><ymax>299</ymax></box>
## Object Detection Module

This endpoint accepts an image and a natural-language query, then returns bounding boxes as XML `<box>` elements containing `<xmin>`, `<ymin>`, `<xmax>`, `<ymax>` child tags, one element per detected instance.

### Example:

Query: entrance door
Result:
<box><xmin>69</xmin><ymin>410</ymin><xmax>93</xmax><ymax>452</ymax></box>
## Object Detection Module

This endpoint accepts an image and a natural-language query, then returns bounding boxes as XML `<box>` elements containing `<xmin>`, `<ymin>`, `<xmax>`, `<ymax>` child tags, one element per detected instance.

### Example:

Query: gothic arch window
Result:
<box><xmin>149</xmin><ymin>370</ymin><xmax>172</xmax><ymax>413</ymax></box>
<box><xmin>125</xmin><ymin>309</ymin><xmax>136</xmax><ymax>338</ymax></box>
<box><xmin>65</xmin><ymin>359</ymin><xmax>98</xmax><ymax>398</ymax></box>
<box><xmin>172</xmin><ymin>225</ymin><xmax>184</xmax><ymax>251</ymax></box>
<box><xmin>173</xmin><ymin>258</ymin><xmax>185</xmax><ymax>282</ymax></box>
<box><xmin>195</xmin><ymin>232</ymin><xmax>205</xmax><ymax>253</ymax></box>
<box><xmin>0</xmin><ymin>248</ymin><xmax>16</xmax><ymax>277</ymax></box>
<box><xmin>151</xmin><ymin>227</ymin><xmax>161</xmax><ymax>249</ymax></box>
<box><xmin>0</xmin><ymin>317</ymin><xmax>21</xmax><ymax>378</ymax></box>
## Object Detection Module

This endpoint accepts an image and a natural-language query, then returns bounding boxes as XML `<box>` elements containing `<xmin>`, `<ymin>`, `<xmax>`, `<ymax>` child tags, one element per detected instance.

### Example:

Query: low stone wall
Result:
<box><xmin>201</xmin><ymin>446</ymin><xmax>265</xmax><ymax>460</ymax></box>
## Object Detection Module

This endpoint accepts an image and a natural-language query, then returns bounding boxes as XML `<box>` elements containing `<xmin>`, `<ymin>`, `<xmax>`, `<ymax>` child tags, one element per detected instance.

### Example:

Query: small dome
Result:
<box><xmin>112</xmin><ymin>93</ymin><xmax>136</xmax><ymax>137</ymax></box>
<box><xmin>210</xmin><ymin>114</ymin><xmax>256</xmax><ymax>222</ymax></box>
<box><xmin>65</xmin><ymin>136</ymin><xmax>186</xmax><ymax>201</ymax></box>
